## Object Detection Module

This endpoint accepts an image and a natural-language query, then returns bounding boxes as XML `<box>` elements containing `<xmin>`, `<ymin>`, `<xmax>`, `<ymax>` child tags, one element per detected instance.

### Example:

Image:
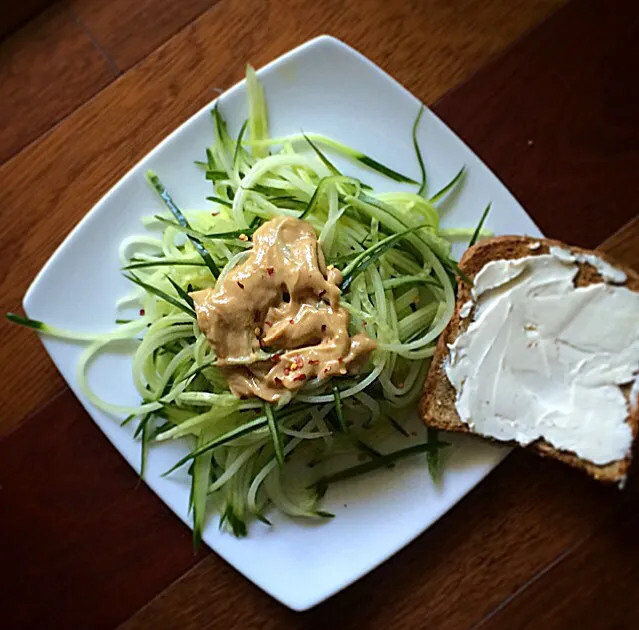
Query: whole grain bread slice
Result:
<box><xmin>420</xmin><ymin>235</ymin><xmax>639</xmax><ymax>483</ymax></box>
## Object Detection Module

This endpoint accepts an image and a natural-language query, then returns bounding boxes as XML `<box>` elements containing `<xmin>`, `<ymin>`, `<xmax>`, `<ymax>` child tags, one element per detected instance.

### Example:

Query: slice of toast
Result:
<box><xmin>420</xmin><ymin>235</ymin><xmax>639</xmax><ymax>483</ymax></box>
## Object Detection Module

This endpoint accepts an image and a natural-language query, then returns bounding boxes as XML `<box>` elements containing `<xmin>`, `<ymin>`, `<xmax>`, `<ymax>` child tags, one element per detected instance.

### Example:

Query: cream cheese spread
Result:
<box><xmin>445</xmin><ymin>251</ymin><xmax>639</xmax><ymax>465</ymax></box>
<box><xmin>459</xmin><ymin>301</ymin><xmax>473</xmax><ymax>319</ymax></box>
<box><xmin>549</xmin><ymin>246</ymin><xmax>628</xmax><ymax>284</ymax></box>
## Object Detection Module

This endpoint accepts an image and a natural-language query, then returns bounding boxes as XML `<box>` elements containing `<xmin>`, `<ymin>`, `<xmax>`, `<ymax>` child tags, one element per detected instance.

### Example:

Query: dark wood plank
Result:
<box><xmin>120</xmin><ymin>452</ymin><xmax>626</xmax><ymax>630</ymax></box>
<box><xmin>0</xmin><ymin>2</ymin><xmax>117</xmax><ymax>164</ymax></box>
<box><xmin>120</xmin><ymin>1</ymin><xmax>639</xmax><ymax>626</ymax></box>
<box><xmin>598</xmin><ymin>215</ymin><xmax>639</xmax><ymax>270</ymax></box>
<box><xmin>0</xmin><ymin>0</ymin><xmax>54</xmax><ymax>39</ymax></box>
<box><xmin>68</xmin><ymin>0</ymin><xmax>220</xmax><ymax>71</ymax></box>
<box><xmin>435</xmin><ymin>0</ymin><xmax>639</xmax><ymax>250</ymax></box>
<box><xmin>0</xmin><ymin>0</ymin><xmax>560</xmax><ymax>435</ymax></box>
<box><xmin>477</xmin><ymin>470</ymin><xmax>639</xmax><ymax>630</ymax></box>
<box><xmin>0</xmin><ymin>390</ymin><xmax>204</xmax><ymax>630</ymax></box>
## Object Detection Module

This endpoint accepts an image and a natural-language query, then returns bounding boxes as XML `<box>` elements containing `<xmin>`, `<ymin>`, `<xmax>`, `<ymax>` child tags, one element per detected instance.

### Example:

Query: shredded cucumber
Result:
<box><xmin>7</xmin><ymin>66</ymin><xmax>491</xmax><ymax>541</ymax></box>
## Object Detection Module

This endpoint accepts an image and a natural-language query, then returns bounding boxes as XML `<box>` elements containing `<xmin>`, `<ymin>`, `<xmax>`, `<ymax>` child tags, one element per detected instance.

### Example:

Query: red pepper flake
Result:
<box><xmin>265</xmin><ymin>320</ymin><xmax>272</xmax><ymax>327</ymax></box>
<box><xmin>270</xmin><ymin>354</ymin><xmax>281</xmax><ymax>364</ymax></box>
<box><xmin>284</xmin><ymin>368</ymin><xmax>290</xmax><ymax>376</ymax></box>
<box><xmin>296</xmin><ymin>356</ymin><xmax>304</xmax><ymax>367</ymax></box>
<box><xmin>139</xmin><ymin>309</ymin><xmax>145</xmax><ymax>316</ymax></box>
<box><xmin>289</xmin><ymin>319</ymin><xmax>294</xmax><ymax>325</ymax></box>
<box><xmin>321</xmin><ymin>324</ymin><xmax>327</xmax><ymax>332</ymax></box>
<box><xmin>338</xmin><ymin>357</ymin><xmax>343</xmax><ymax>364</ymax></box>
<box><xmin>274</xmin><ymin>377</ymin><xmax>283</xmax><ymax>386</ymax></box>
<box><xmin>237</xmin><ymin>281</ymin><xmax>245</xmax><ymax>289</ymax></box>
<box><xmin>293</xmin><ymin>374</ymin><xmax>307</xmax><ymax>382</ymax></box>
<box><xmin>308</xmin><ymin>359</ymin><xmax>320</xmax><ymax>365</ymax></box>
<box><xmin>266</xmin><ymin>267</ymin><xmax>275</xmax><ymax>276</ymax></box>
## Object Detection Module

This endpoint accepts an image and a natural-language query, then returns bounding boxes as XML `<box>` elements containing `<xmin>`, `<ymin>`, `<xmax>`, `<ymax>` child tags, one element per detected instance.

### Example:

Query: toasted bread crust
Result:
<box><xmin>420</xmin><ymin>235</ymin><xmax>639</xmax><ymax>483</ymax></box>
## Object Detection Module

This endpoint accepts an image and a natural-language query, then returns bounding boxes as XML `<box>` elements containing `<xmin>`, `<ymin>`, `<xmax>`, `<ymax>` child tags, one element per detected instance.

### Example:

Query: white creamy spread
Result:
<box><xmin>631</xmin><ymin>378</ymin><xmax>639</xmax><ymax>413</ymax></box>
<box><xmin>459</xmin><ymin>301</ymin><xmax>473</xmax><ymax>319</ymax></box>
<box><xmin>445</xmin><ymin>252</ymin><xmax>639</xmax><ymax>465</ymax></box>
<box><xmin>528</xmin><ymin>241</ymin><xmax>541</xmax><ymax>250</ymax></box>
<box><xmin>549</xmin><ymin>246</ymin><xmax>627</xmax><ymax>284</ymax></box>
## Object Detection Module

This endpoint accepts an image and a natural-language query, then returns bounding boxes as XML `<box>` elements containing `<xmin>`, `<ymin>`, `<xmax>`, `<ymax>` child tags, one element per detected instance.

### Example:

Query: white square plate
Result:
<box><xmin>24</xmin><ymin>35</ymin><xmax>542</xmax><ymax>610</ymax></box>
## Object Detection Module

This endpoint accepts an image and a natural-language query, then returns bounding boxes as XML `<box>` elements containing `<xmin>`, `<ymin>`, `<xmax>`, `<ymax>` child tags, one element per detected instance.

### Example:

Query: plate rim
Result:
<box><xmin>22</xmin><ymin>33</ymin><xmax>537</xmax><ymax>611</ymax></box>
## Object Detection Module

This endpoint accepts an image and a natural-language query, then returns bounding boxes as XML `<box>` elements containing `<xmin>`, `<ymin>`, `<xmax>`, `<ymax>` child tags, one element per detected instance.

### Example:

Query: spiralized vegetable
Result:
<box><xmin>8</xmin><ymin>65</ymin><xmax>481</xmax><ymax>541</ymax></box>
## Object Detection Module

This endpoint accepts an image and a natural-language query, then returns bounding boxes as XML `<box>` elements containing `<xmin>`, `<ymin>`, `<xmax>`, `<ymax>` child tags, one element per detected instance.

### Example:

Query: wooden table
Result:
<box><xmin>1</xmin><ymin>1</ymin><xmax>638</xmax><ymax>628</ymax></box>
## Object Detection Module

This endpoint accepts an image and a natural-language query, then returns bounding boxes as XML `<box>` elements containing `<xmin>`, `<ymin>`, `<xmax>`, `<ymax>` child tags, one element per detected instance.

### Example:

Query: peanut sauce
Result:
<box><xmin>190</xmin><ymin>216</ymin><xmax>377</xmax><ymax>402</ymax></box>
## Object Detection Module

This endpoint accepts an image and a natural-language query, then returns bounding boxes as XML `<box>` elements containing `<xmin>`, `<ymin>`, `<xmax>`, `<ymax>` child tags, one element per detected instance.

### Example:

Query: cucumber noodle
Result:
<box><xmin>10</xmin><ymin>66</ymin><xmax>477</xmax><ymax>541</ymax></box>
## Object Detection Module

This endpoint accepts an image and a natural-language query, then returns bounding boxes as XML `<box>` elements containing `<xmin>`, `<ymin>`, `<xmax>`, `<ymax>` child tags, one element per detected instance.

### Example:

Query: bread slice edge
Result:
<box><xmin>419</xmin><ymin>235</ymin><xmax>639</xmax><ymax>483</ymax></box>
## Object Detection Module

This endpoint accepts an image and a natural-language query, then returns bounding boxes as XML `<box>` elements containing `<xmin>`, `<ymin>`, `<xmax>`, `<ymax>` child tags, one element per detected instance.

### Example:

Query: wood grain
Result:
<box><xmin>478</xmin><ymin>470</ymin><xmax>639</xmax><ymax>630</ymax></box>
<box><xmin>0</xmin><ymin>0</ymin><xmax>54</xmax><ymax>39</ymax></box>
<box><xmin>0</xmin><ymin>0</ymin><xmax>561</xmax><ymax>436</ymax></box>
<box><xmin>0</xmin><ymin>390</ymin><xmax>205</xmax><ymax>630</ymax></box>
<box><xmin>120</xmin><ymin>1</ymin><xmax>639</xmax><ymax>626</ymax></box>
<box><xmin>2</xmin><ymin>1</ymin><xmax>638</xmax><ymax>628</ymax></box>
<box><xmin>68</xmin><ymin>0</ymin><xmax>220</xmax><ymax>71</ymax></box>
<box><xmin>120</xmin><ymin>452</ymin><xmax>628</xmax><ymax>630</ymax></box>
<box><xmin>0</xmin><ymin>2</ymin><xmax>117</xmax><ymax>164</ymax></box>
<box><xmin>434</xmin><ymin>0</ymin><xmax>639</xmax><ymax>251</ymax></box>
<box><xmin>598</xmin><ymin>215</ymin><xmax>639</xmax><ymax>270</ymax></box>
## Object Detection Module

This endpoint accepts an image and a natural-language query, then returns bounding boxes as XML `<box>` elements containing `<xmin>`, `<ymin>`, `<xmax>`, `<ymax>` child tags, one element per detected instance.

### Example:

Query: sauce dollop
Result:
<box><xmin>190</xmin><ymin>216</ymin><xmax>377</xmax><ymax>402</ymax></box>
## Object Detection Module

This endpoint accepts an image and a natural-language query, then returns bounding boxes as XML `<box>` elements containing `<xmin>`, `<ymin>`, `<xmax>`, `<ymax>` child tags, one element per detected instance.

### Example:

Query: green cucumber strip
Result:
<box><xmin>469</xmin><ymin>202</ymin><xmax>492</xmax><ymax>247</ymax></box>
<box><xmin>123</xmin><ymin>273</ymin><xmax>196</xmax><ymax>317</ymax></box>
<box><xmin>222</xmin><ymin>505</ymin><xmax>248</xmax><ymax>537</ymax></box>
<box><xmin>412</xmin><ymin>106</ymin><xmax>427</xmax><ymax>196</ymax></box>
<box><xmin>120</xmin><ymin>413</ymin><xmax>136</xmax><ymax>427</ymax></box>
<box><xmin>388</xmin><ymin>416</ymin><xmax>410</xmax><ymax>437</ymax></box>
<box><xmin>254</xmin><ymin>512</ymin><xmax>272</xmax><ymax>526</ymax></box>
<box><xmin>250</xmin><ymin>133</ymin><xmax>418</xmax><ymax>184</ymax></box>
<box><xmin>146</xmin><ymin>170</ymin><xmax>220</xmax><ymax>277</ymax></box>
<box><xmin>303</xmin><ymin>132</ymin><xmax>341</xmax><ymax>176</ymax></box>
<box><xmin>206</xmin><ymin>147</ymin><xmax>216</xmax><ymax>171</ymax></box>
<box><xmin>442</xmin><ymin>258</ymin><xmax>473</xmax><ymax>287</ymax></box>
<box><xmin>426</xmin><ymin>427</ymin><xmax>441</xmax><ymax>483</ymax></box>
<box><xmin>350</xmin><ymin>436</ymin><xmax>383</xmax><ymax>459</ymax></box>
<box><xmin>311</xmin><ymin>441</ymin><xmax>448</xmax><ymax>490</ymax></box>
<box><xmin>122</xmin><ymin>260</ymin><xmax>206</xmax><ymax>271</ymax></box>
<box><xmin>246</xmin><ymin>64</ymin><xmax>269</xmax><ymax>158</ymax></box>
<box><xmin>298</xmin><ymin>175</ymin><xmax>357</xmax><ymax>220</ymax></box>
<box><xmin>331</xmin><ymin>384</ymin><xmax>348</xmax><ymax>432</ymax></box>
<box><xmin>162</xmin><ymin>415</ymin><xmax>269</xmax><ymax>476</ymax></box>
<box><xmin>206</xmin><ymin>196</ymin><xmax>233</xmax><ymax>208</ymax></box>
<box><xmin>166</xmin><ymin>275</ymin><xmax>195</xmax><ymax>310</ymax></box>
<box><xmin>429</xmin><ymin>166</ymin><xmax>465</xmax><ymax>204</ymax></box>
<box><xmin>264</xmin><ymin>403</ymin><xmax>285</xmax><ymax>467</ymax></box>
<box><xmin>205</xmin><ymin>170</ymin><xmax>228</xmax><ymax>181</ymax></box>
<box><xmin>139</xmin><ymin>415</ymin><xmax>151</xmax><ymax>478</ymax></box>
<box><xmin>154</xmin><ymin>215</ymin><xmax>258</xmax><ymax>241</ymax></box>
<box><xmin>233</xmin><ymin>118</ymin><xmax>249</xmax><ymax>170</ymax></box>
<box><xmin>6</xmin><ymin>313</ymin><xmax>45</xmax><ymax>331</ymax></box>
<box><xmin>341</xmin><ymin>228</ymin><xmax>419</xmax><ymax>292</ymax></box>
